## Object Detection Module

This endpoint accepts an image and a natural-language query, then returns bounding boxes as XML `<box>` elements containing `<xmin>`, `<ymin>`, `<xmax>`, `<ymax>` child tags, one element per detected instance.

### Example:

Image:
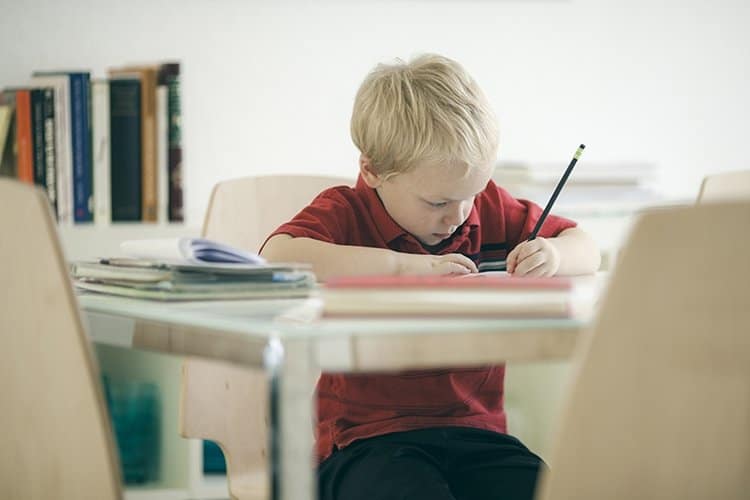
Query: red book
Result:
<box><xmin>325</xmin><ymin>274</ymin><xmax>572</xmax><ymax>290</ymax></box>
<box><xmin>14</xmin><ymin>90</ymin><xmax>33</xmax><ymax>184</ymax></box>
<box><xmin>322</xmin><ymin>274</ymin><xmax>578</xmax><ymax>318</ymax></box>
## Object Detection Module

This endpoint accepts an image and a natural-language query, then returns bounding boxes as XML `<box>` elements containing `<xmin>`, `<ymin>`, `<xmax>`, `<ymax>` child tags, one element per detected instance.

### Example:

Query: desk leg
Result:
<box><xmin>265</xmin><ymin>336</ymin><xmax>317</xmax><ymax>500</ymax></box>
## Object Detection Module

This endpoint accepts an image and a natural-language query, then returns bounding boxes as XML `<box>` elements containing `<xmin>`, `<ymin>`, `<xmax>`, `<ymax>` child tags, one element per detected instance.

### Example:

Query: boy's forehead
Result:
<box><xmin>405</xmin><ymin>162</ymin><xmax>492</xmax><ymax>198</ymax></box>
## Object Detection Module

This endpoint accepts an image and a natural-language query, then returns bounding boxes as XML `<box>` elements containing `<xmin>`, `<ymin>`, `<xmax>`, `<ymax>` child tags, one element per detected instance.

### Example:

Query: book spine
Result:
<box><xmin>15</xmin><ymin>90</ymin><xmax>33</xmax><ymax>184</ymax></box>
<box><xmin>42</xmin><ymin>88</ymin><xmax>57</xmax><ymax>216</ymax></box>
<box><xmin>92</xmin><ymin>80</ymin><xmax>110</xmax><ymax>225</ymax></box>
<box><xmin>164</xmin><ymin>63</ymin><xmax>183</xmax><ymax>222</ymax></box>
<box><xmin>156</xmin><ymin>85</ymin><xmax>168</xmax><ymax>224</ymax></box>
<box><xmin>69</xmin><ymin>73</ymin><xmax>93</xmax><ymax>222</ymax></box>
<box><xmin>0</xmin><ymin>98</ymin><xmax>14</xmax><ymax>178</ymax></box>
<box><xmin>109</xmin><ymin>79</ymin><xmax>142</xmax><ymax>221</ymax></box>
<box><xmin>30</xmin><ymin>88</ymin><xmax>46</xmax><ymax>187</ymax></box>
<box><xmin>139</xmin><ymin>68</ymin><xmax>158</xmax><ymax>222</ymax></box>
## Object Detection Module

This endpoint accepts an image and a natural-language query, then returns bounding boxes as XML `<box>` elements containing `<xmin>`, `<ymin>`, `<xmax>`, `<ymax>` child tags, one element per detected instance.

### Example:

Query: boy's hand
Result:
<box><xmin>506</xmin><ymin>237</ymin><xmax>561</xmax><ymax>277</ymax></box>
<box><xmin>400</xmin><ymin>252</ymin><xmax>478</xmax><ymax>276</ymax></box>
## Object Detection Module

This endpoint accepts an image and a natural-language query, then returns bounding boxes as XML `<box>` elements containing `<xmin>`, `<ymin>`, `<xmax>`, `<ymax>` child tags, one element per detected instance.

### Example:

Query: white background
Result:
<box><xmin>2</xmin><ymin>0</ymin><xmax>748</xmax><ymax>226</ymax></box>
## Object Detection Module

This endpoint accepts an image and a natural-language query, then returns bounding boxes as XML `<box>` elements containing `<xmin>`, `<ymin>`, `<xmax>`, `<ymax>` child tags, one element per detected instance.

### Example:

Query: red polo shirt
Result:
<box><xmin>267</xmin><ymin>176</ymin><xmax>576</xmax><ymax>462</ymax></box>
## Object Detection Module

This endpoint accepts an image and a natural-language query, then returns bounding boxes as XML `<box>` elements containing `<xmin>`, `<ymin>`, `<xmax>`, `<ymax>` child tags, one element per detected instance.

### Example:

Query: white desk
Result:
<box><xmin>80</xmin><ymin>293</ymin><xmax>590</xmax><ymax>500</ymax></box>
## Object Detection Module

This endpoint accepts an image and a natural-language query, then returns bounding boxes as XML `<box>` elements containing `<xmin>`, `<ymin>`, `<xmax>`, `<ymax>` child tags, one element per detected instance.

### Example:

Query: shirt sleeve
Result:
<box><xmin>260</xmin><ymin>187</ymin><xmax>356</xmax><ymax>250</ymax></box>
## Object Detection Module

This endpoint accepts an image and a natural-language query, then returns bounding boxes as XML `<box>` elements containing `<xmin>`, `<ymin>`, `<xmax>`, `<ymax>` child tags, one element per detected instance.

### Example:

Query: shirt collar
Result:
<box><xmin>355</xmin><ymin>175</ymin><xmax>408</xmax><ymax>244</ymax></box>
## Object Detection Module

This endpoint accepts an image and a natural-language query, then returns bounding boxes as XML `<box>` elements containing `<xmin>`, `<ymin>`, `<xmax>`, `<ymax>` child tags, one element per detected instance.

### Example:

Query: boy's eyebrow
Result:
<box><xmin>429</xmin><ymin>189</ymin><xmax>484</xmax><ymax>202</ymax></box>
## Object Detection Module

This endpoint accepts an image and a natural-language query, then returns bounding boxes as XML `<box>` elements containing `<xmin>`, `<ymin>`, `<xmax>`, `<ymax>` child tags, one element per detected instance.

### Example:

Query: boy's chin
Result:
<box><xmin>419</xmin><ymin>233</ymin><xmax>450</xmax><ymax>246</ymax></box>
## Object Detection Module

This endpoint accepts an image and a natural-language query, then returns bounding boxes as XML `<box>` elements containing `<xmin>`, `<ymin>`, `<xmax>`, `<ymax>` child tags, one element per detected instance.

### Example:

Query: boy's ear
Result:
<box><xmin>359</xmin><ymin>155</ymin><xmax>382</xmax><ymax>188</ymax></box>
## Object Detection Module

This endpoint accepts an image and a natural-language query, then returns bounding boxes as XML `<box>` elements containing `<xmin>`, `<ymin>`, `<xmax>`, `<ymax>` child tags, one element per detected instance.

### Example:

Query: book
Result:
<box><xmin>321</xmin><ymin>274</ymin><xmax>580</xmax><ymax>318</ymax></box>
<box><xmin>74</xmin><ymin>280</ymin><xmax>314</xmax><ymax>301</ymax></box>
<box><xmin>34</xmin><ymin>71</ymin><xmax>93</xmax><ymax>222</ymax></box>
<box><xmin>157</xmin><ymin>62</ymin><xmax>182</xmax><ymax>222</ymax></box>
<box><xmin>110</xmin><ymin>65</ymin><xmax>158</xmax><ymax>222</ymax></box>
<box><xmin>30</xmin><ymin>73</ymin><xmax>73</xmax><ymax>224</ymax></box>
<box><xmin>41</xmin><ymin>88</ymin><xmax>57</xmax><ymax>216</ymax></box>
<box><xmin>91</xmin><ymin>79</ymin><xmax>110</xmax><ymax>225</ymax></box>
<box><xmin>155</xmin><ymin>84</ymin><xmax>168</xmax><ymax>223</ymax></box>
<box><xmin>71</xmin><ymin>259</ymin><xmax>312</xmax><ymax>282</ymax></box>
<box><xmin>109</xmin><ymin>77</ymin><xmax>142</xmax><ymax>221</ymax></box>
<box><xmin>119</xmin><ymin>237</ymin><xmax>268</xmax><ymax>265</ymax></box>
<box><xmin>0</xmin><ymin>103</ymin><xmax>13</xmax><ymax>178</ymax></box>
<box><xmin>14</xmin><ymin>89</ymin><xmax>33</xmax><ymax>184</ymax></box>
<box><xmin>30</xmin><ymin>88</ymin><xmax>46</xmax><ymax>187</ymax></box>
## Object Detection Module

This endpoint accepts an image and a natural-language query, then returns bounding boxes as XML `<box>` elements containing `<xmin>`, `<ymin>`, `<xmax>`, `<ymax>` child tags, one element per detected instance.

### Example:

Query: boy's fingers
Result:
<box><xmin>443</xmin><ymin>262</ymin><xmax>471</xmax><ymax>275</ymax></box>
<box><xmin>517</xmin><ymin>240</ymin><xmax>541</xmax><ymax>262</ymax></box>
<box><xmin>442</xmin><ymin>253</ymin><xmax>477</xmax><ymax>273</ymax></box>
<box><xmin>515</xmin><ymin>252</ymin><xmax>545</xmax><ymax>276</ymax></box>
<box><xmin>456</xmin><ymin>254</ymin><xmax>478</xmax><ymax>273</ymax></box>
<box><xmin>524</xmin><ymin>264</ymin><xmax>550</xmax><ymax>278</ymax></box>
<box><xmin>506</xmin><ymin>248</ymin><xmax>519</xmax><ymax>272</ymax></box>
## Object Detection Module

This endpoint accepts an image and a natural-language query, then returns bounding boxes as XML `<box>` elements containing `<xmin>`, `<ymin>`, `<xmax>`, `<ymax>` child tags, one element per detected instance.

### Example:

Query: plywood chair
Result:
<box><xmin>180</xmin><ymin>174</ymin><xmax>353</xmax><ymax>500</ymax></box>
<box><xmin>0</xmin><ymin>179</ymin><xmax>122</xmax><ymax>500</ymax></box>
<box><xmin>202</xmin><ymin>174</ymin><xmax>354</xmax><ymax>251</ymax></box>
<box><xmin>536</xmin><ymin>201</ymin><xmax>750</xmax><ymax>500</ymax></box>
<box><xmin>696</xmin><ymin>169</ymin><xmax>750</xmax><ymax>203</ymax></box>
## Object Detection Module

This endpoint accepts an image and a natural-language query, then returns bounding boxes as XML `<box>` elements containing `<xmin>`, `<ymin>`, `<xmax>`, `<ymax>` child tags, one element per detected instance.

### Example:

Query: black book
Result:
<box><xmin>109</xmin><ymin>78</ymin><xmax>142</xmax><ymax>221</ymax></box>
<box><xmin>30</xmin><ymin>89</ymin><xmax>46</xmax><ymax>188</ymax></box>
<box><xmin>157</xmin><ymin>62</ymin><xmax>183</xmax><ymax>222</ymax></box>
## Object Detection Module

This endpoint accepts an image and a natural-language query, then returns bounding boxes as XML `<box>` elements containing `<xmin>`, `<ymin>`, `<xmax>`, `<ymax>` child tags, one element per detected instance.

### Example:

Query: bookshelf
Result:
<box><xmin>1</xmin><ymin>60</ymin><xmax>225</xmax><ymax>499</ymax></box>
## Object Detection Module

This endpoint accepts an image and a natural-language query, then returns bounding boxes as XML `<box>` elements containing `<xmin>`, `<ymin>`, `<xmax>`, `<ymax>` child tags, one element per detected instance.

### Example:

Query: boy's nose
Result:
<box><xmin>442</xmin><ymin>207</ymin><xmax>465</xmax><ymax>227</ymax></box>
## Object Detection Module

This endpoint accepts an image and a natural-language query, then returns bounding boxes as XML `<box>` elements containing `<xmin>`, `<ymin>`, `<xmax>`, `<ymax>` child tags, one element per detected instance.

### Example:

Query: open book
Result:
<box><xmin>321</xmin><ymin>274</ymin><xmax>589</xmax><ymax>318</ymax></box>
<box><xmin>120</xmin><ymin>237</ymin><xmax>267</xmax><ymax>265</ymax></box>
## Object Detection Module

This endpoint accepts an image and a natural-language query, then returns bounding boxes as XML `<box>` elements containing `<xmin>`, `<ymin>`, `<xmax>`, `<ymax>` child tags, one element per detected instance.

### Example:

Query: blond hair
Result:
<box><xmin>351</xmin><ymin>54</ymin><xmax>498</xmax><ymax>178</ymax></box>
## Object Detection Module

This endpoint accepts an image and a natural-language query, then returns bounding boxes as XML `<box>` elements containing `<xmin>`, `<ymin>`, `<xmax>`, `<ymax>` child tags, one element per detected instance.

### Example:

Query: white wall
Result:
<box><xmin>2</xmin><ymin>0</ymin><xmax>749</xmax><ymax>226</ymax></box>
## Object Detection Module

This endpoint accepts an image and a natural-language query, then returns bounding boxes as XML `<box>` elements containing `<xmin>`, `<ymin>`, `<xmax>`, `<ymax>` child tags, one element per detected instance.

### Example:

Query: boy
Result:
<box><xmin>261</xmin><ymin>54</ymin><xmax>600</xmax><ymax>500</ymax></box>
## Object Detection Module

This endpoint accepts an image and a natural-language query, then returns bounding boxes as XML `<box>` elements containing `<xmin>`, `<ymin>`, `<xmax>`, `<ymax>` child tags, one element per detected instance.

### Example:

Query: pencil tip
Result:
<box><xmin>579</xmin><ymin>144</ymin><xmax>586</xmax><ymax>149</ymax></box>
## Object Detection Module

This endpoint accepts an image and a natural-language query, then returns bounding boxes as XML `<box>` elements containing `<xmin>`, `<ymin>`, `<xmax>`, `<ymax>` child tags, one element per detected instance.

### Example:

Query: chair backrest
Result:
<box><xmin>202</xmin><ymin>174</ymin><xmax>354</xmax><ymax>251</ymax></box>
<box><xmin>0</xmin><ymin>180</ymin><xmax>121</xmax><ymax>500</ymax></box>
<box><xmin>180</xmin><ymin>359</ymin><xmax>268</xmax><ymax>500</ymax></box>
<box><xmin>536</xmin><ymin>202</ymin><xmax>750</xmax><ymax>500</ymax></box>
<box><xmin>696</xmin><ymin>170</ymin><xmax>750</xmax><ymax>203</ymax></box>
<box><xmin>183</xmin><ymin>174</ymin><xmax>352</xmax><ymax>499</ymax></box>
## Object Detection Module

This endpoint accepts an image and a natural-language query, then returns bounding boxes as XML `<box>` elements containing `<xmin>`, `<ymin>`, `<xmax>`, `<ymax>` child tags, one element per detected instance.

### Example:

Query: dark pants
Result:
<box><xmin>318</xmin><ymin>427</ymin><xmax>545</xmax><ymax>500</ymax></box>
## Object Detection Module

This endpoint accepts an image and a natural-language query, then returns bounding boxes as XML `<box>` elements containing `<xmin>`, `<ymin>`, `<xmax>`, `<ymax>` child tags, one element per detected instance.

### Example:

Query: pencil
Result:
<box><xmin>527</xmin><ymin>144</ymin><xmax>585</xmax><ymax>241</ymax></box>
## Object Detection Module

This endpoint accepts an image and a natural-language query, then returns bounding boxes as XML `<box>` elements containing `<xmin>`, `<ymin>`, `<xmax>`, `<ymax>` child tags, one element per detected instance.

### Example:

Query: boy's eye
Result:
<box><xmin>427</xmin><ymin>201</ymin><xmax>448</xmax><ymax>208</ymax></box>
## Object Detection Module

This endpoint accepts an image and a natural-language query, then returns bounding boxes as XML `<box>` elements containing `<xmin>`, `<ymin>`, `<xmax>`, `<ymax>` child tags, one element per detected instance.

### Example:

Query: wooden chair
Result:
<box><xmin>536</xmin><ymin>201</ymin><xmax>750</xmax><ymax>500</ymax></box>
<box><xmin>180</xmin><ymin>174</ymin><xmax>353</xmax><ymax>500</ymax></box>
<box><xmin>696</xmin><ymin>169</ymin><xmax>750</xmax><ymax>203</ymax></box>
<box><xmin>0</xmin><ymin>179</ymin><xmax>122</xmax><ymax>500</ymax></box>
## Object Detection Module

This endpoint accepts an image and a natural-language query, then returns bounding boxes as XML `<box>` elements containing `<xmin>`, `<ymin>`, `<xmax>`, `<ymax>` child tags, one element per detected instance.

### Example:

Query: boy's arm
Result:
<box><xmin>506</xmin><ymin>227</ymin><xmax>601</xmax><ymax>277</ymax></box>
<box><xmin>261</xmin><ymin>234</ymin><xmax>477</xmax><ymax>281</ymax></box>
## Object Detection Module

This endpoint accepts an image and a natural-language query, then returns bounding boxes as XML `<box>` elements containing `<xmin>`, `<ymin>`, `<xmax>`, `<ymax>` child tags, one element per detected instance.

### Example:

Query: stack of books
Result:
<box><xmin>71</xmin><ymin>237</ymin><xmax>315</xmax><ymax>301</ymax></box>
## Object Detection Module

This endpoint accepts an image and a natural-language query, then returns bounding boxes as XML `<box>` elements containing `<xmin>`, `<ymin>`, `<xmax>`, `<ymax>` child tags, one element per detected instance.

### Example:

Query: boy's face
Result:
<box><xmin>361</xmin><ymin>157</ymin><xmax>493</xmax><ymax>248</ymax></box>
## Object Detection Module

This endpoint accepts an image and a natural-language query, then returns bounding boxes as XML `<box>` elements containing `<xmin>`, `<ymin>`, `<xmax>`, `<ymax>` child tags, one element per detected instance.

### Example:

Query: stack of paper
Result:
<box><xmin>493</xmin><ymin>161</ymin><xmax>663</xmax><ymax>214</ymax></box>
<box><xmin>71</xmin><ymin>238</ymin><xmax>315</xmax><ymax>301</ymax></box>
<box><xmin>321</xmin><ymin>274</ymin><xmax>586</xmax><ymax>318</ymax></box>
